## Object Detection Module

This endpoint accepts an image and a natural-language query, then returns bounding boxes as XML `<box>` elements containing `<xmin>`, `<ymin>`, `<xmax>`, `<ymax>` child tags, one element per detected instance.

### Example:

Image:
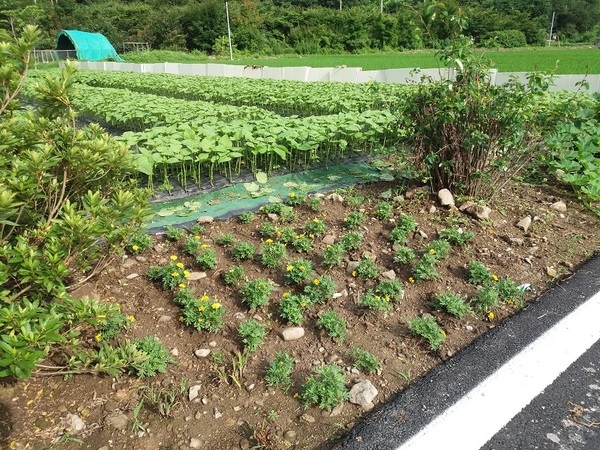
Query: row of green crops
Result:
<box><xmin>73</xmin><ymin>70</ymin><xmax>413</xmax><ymax>117</ymax></box>
<box><xmin>23</xmin><ymin>81</ymin><xmax>402</xmax><ymax>191</ymax></box>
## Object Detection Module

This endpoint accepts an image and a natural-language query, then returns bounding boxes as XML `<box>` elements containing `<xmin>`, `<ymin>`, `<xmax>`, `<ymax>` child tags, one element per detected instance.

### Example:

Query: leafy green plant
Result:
<box><xmin>291</xmin><ymin>235</ymin><xmax>313</xmax><ymax>253</ymax></box>
<box><xmin>285</xmin><ymin>258</ymin><xmax>314</xmax><ymax>284</ymax></box>
<box><xmin>339</xmin><ymin>231</ymin><xmax>363</xmax><ymax>251</ymax></box>
<box><xmin>343</xmin><ymin>211</ymin><xmax>365</xmax><ymax>229</ymax></box>
<box><xmin>407</xmin><ymin>316</ymin><xmax>446</xmax><ymax>351</ymax></box>
<box><xmin>439</xmin><ymin>227</ymin><xmax>474</xmax><ymax>246</ymax></box>
<box><xmin>260</xmin><ymin>241</ymin><xmax>287</xmax><ymax>268</ymax></box>
<box><xmin>174</xmin><ymin>289</ymin><xmax>226</xmax><ymax>332</ymax></box>
<box><xmin>239</xmin><ymin>211</ymin><xmax>255</xmax><ymax>224</ymax></box>
<box><xmin>139</xmin><ymin>378</ymin><xmax>188</xmax><ymax>418</ymax></box>
<box><xmin>393</xmin><ymin>246</ymin><xmax>416</xmax><ymax>265</ymax></box>
<box><xmin>223</xmin><ymin>265</ymin><xmax>247</xmax><ymax>286</ymax></box>
<box><xmin>126</xmin><ymin>336</ymin><xmax>175</xmax><ymax>378</ymax></box>
<box><xmin>426</xmin><ymin>239</ymin><xmax>451</xmax><ymax>261</ymax></box>
<box><xmin>471</xmin><ymin>285</ymin><xmax>499</xmax><ymax>312</ymax></box>
<box><xmin>241</xmin><ymin>279</ymin><xmax>273</xmax><ymax>308</ymax></box>
<box><xmin>300</xmin><ymin>364</ymin><xmax>349</xmax><ymax>411</ymax></box>
<box><xmin>359</xmin><ymin>290</ymin><xmax>393</xmax><ymax>314</ymax></box>
<box><xmin>388</xmin><ymin>215</ymin><xmax>417</xmax><ymax>244</ymax></box>
<box><xmin>467</xmin><ymin>260</ymin><xmax>493</xmax><ymax>285</ymax></box>
<box><xmin>187</xmin><ymin>224</ymin><xmax>205</xmax><ymax>236</ymax></box>
<box><xmin>322</xmin><ymin>244</ymin><xmax>344</xmax><ymax>268</ymax></box>
<box><xmin>164</xmin><ymin>225</ymin><xmax>184</xmax><ymax>242</ymax></box>
<box><xmin>231</xmin><ymin>242</ymin><xmax>255</xmax><ymax>261</ymax></box>
<box><xmin>260</xmin><ymin>222</ymin><xmax>277</xmax><ymax>238</ymax></box>
<box><xmin>264</xmin><ymin>352</ymin><xmax>294</xmax><ymax>392</ymax></box>
<box><xmin>279</xmin><ymin>293</ymin><xmax>311</xmax><ymax>325</ymax></box>
<box><xmin>373</xmin><ymin>201</ymin><xmax>393</xmax><ymax>220</ymax></box>
<box><xmin>128</xmin><ymin>232</ymin><xmax>153</xmax><ymax>255</ymax></box>
<box><xmin>147</xmin><ymin>256</ymin><xmax>190</xmax><ymax>290</ymax></box>
<box><xmin>304</xmin><ymin>218</ymin><xmax>327</xmax><ymax>237</ymax></box>
<box><xmin>355</xmin><ymin>256</ymin><xmax>380</xmax><ymax>280</ymax></box>
<box><xmin>316</xmin><ymin>310</ymin><xmax>347</xmax><ymax>341</ymax></box>
<box><xmin>286</xmin><ymin>191</ymin><xmax>305</xmax><ymax>206</ymax></box>
<box><xmin>350</xmin><ymin>347</ymin><xmax>380</xmax><ymax>374</ymax></box>
<box><xmin>432</xmin><ymin>291</ymin><xmax>473</xmax><ymax>318</ymax></box>
<box><xmin>196</xmin><ymin>247</ymin><xmax>218</xmax><ymax>270</ymax></box>
<box><xmin>98</xmin><ymin>311</ymin><xmax>135</xmax><ymax>341</ymax></box>
<box><xmin>238</xmin><ymin>318</ymin><xmax>267</xmax><ymax>352</ymax></box>
<box><xmin>278</xmin><ymin>226</ymin><xmax>297</xmax><ymax>244</ymax></box>
<box><xmin>376</xmin><ymin>280</ymin><xmax>404</xmax><ymax>303</ymax></box>
<box><xmin>182</xmin><ymin>235</ymin><xmax>202</xmax><ymax>256</ymax></box>
<box><xmin>216</xmin><ymin>233</ymin><xmax>235</xmax><ymax>247</ymax></box>
<box><xmin>496</xmin><ymin>277</ymin><xmax>524</xmax><ymax>305</ymax></box>
<box><xmin>304</xmin><ymin>275</ymin><xmax>336</xmax><ymax>304</ymax></box>
<box><xmin>413</xmin><ymin>253</ymin><xmax>439</xmax><ymax>281</ymax></box>
<box><xmin>308</xmin><ymin>197</ymin><xmax>322</xmax><ymax>212</ymax></box>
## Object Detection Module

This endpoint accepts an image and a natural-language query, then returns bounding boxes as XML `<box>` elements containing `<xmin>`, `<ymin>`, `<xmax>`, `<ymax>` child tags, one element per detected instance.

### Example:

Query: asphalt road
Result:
<box><xmin>334</xmin><ymin>255</ymin><xmax>600</xmax><ymax>450</ymax></box>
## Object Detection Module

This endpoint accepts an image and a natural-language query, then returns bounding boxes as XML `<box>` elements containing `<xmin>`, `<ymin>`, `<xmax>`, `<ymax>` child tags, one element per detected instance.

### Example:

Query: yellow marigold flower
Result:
<box><xmin>352</xmin><ymin>270</ymin><xmax>357</xmax><ymax>277</ymax></box>
<box><xmin>487</xmin><ymin>312</ymin><xmax>495</xmax><ymax>320</ymax></box>
<box><xmin>313</xmin><ymin>218</ymin><xmax>320</xmax><ymax>223</ymax></box>
<box><xmin>200</xmin><ymin>294</ymin><xmax>209</xmax><ymax>302</ymax></box>
<box><xmin>194</xmin><ymin>235</ymin><xmax>201</xmax><ymax>240</ymax></box>
<box><xmin>179</xmin><ymin>316</ymin><xmax>184</xmax><ymax>322</ymax></box>
<box><xmin>384</xmin><ymin>295</ymin><xmax>390</xmax><ymax>302</ymax></box>
<box><xmin>170</xmin><ymin>255</ymin><xmax>178</xmax><ymax>261</ymax></box>
<box><xmin>313</xmin><ymin>278</ymin><xmax>320</xmax><ymax>285</ymax></box>
<box><xmin>309</xmin><ymin>234</ymin><xmax>314</xmax><ymax>239</ymax></box>
<box><xmin>282</xmin><ymin>292</ymin><xmax>290</xmax><ymax>298</ymax></box>
<box><xmin>289</xmin><ymin>192</ymin><xmax>296</xmax><ymax>198</ymax></box>
<box><xmin>199</xmin><ymin>306</ymin><xmax>206</xmax><ymax>312</ymax></box>
<box><xmin>286</xmin><ymin>265</ymin><xmax>294</xmax><ymax>272</ymax></box>
<box><xmin>295</xmin><ymin>234</ymin><xmax>301</xmax><ymax>239</ymax></box>
<box><xmin>201</xmin><ymin>244</ymin><xmax>209</xmax><ymax>249</ymax></box>
<box><xmin>132</xmin><ymin>245</ymin><xmax>139</xmax><ymax>251</ymax></box>
<box><xmin>326</xmin><ymin>244</ymin><xmax>332</xmax><ymax>249</ymax></box>
<box><xmin>176</xmin><ymin>262</ymin><xmax>184</xmax><ymax>268</ymax></box>
<box><xmin>95</xmin><ymin>333</ymin><xmax>102</xmax><ymax>343</ymax></box>
<box><xmin>408</xmin><ymin>277</ymin><xmax>415</xmax><ymax>283</ymax></box>
<box><xmin>293</xmin><ymin>393</ymin><xmax>299</xmax><ymax>399</ymax></box>
<box><xmin>375</xmin><ymin>295</ymin><xmax>380</xmax><ymax>300</ymax></box>
<box><xmin>265</xmin><ymin>238</ymin><xmax>273</xmax><ymax>244</ymax></box>
<box><xmin>211</xmin><ymin>302</ymin><xmax>221</xmax><ymax>310</ymax></box>
<box><xmin>507</xmin><ymin>299</ymin><xmax>514</xmax><ymax>305</ymax></box>
<box><xmin>128</xmin><ymin>315</ymin><xmax>136</xmax><ymax>323</ymax></box>
<box><xmin>171</xmin><ymin>272</ymin><xmax>179</xmax><ymax>278</ymax></box>
<box><xmin>441</xmin><ymin>330</ymin><xmax>446</xmax><ymax>336</ymax></box>
<box><xmin>259</xmin><ymin>206</ymin><xmax>264</xmax><ymax>211</ymax></box>
<box><xmin>198</xmin><ymin>318</ymin><xmax>203</xmax><ymax>323</ymax></box>
<box><xmin>300</xmin><ymin>301</ymin><xmax>307</xmax><ymax>308</ymax></box>
<box><xmin>299</xmin><ymin>265</ymin><xmax>305</xmax><ymax>271</ymax></box>
<box><xmin>429</xmin><ymin>248</ymin><xmax>436</xmax><ymax>254</ymax></box>
<box><xmin>179</xmin><ymin>283</ymin><xmax>186</xmax><ymax>289</ymax></box>
<box><xmin>183</xmin><ymin>271</ymin><xmax>190</xmax><ymax>278</ymax></box>
<box><xmin>344</xmin><ymin>217</ymin><xmax>348</xmax><ymax>222</ymax></box>
<box><xmin>492</xmin><ymin>274</ymin><xmax>499</xmax><ymax>281</ymax></box>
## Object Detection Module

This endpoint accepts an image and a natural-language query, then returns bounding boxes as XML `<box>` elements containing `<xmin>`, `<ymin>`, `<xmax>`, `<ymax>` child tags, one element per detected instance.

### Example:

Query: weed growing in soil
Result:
<box><xmin>238</xmin><ymin>318</ymin><xmax>267</xmax><ymax>352</ymax></box>
<box><xmin>317</xmin><ymin>310</ymin><xmax>347</xmax><ymax>341</ymax></box>
<box><xmin>223</xmin><ymin>265</ymin><xmax>247</xmax><ymax>286</ymax></box>
<box><xmin>264</xmin><ymin>352</ymin><xmax>295</xmax><ymax>392</ymax></box>
<box><xmin>350</xmin><ymin>347</ymin><xmax>381</xmax><ymax>374</ymax></box>
<box><xmin>407</xmin><ymin>316</ymin><xmax>446</xmax><ymax>351</ymax></box>
<box><xmin>300</xmin><ymin>364</ymin><xmax>349</xmax><ymax>411</ymax></box>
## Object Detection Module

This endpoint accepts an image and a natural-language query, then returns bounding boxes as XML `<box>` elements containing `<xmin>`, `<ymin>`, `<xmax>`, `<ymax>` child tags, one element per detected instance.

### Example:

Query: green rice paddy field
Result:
<box><xmin>127</xmin><ymin>47</ymin><xmax>600</xmax><ymax>74</ymax></box>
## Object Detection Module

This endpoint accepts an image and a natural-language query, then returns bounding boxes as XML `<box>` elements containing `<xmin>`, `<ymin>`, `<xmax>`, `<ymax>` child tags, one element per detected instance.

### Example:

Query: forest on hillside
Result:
<box><xmin>1</xmin><ymin>0</ymin><xmax>599</xmax><ymax>56</ymax></box>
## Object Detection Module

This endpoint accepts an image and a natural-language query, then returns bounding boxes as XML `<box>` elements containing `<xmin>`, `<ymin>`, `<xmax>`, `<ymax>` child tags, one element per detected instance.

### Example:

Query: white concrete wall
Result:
<box><xmin>75</xmin><ymin>61</ymin><xmax>599</xmax><ymax>92</ymax></box>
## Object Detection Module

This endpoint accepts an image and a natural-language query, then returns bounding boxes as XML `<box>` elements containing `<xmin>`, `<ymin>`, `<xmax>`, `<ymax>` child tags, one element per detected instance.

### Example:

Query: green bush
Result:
<box><xmin>483</xmin><ymin>29</ymin><xmax>527</xmax><ymax>48</ymax></box>
<box><xmin>300</xmin><ymin>364</ymin><xmax>349</xmax><ymax>411</ymax></box>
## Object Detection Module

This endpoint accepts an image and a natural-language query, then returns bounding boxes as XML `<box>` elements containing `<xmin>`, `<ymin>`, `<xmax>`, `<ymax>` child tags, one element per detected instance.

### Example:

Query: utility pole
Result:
<box><xmin>548</xmin><ymin>11</ymin><xmax>555</xmax><ymax>47</ymax></box>
<box><xmin>226</xmin><ymin>1</ymin><xmax>233</xmax><ymax>60</ymax></box>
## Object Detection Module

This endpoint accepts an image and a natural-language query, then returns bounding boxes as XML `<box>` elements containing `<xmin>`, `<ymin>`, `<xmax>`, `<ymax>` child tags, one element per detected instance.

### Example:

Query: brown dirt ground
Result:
<box><xmin>2</xmin><ymin>179</ymin><xmax>600</xmax><ymax>450</ymax></box>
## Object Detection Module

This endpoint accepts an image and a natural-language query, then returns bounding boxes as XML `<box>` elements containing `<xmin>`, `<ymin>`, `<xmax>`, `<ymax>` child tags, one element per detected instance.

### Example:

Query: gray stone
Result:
<box><xmin>105</xmin><ymin>413</ymin><xmax>128</xmax><ymax>430</ymax></box>
<box><xmin>550</xmin><ymin>201</ymin><xmax>567</xmax><ymax>212</ymax></box>
<box><xmin>125</xmin><ymin>273</ymin><xmax>139</xmax><ymax>280</ymax></box>
<box><xmin>546</xmin><ymin>266</ymin><xmax>558</xmax><ymax>278</ymax></box>
<box><xmin>300</xmin><ymin>413</ymin><xmax>315</xmax><ymax>423</ymax></box>
<box><xmin>158</xmin><ymin>315</ymin><xmax>171</xmax><ymax>323</ymax></box>
<box><xmin>195</xmin><ymin>349</ymin><xmax>211</xmax><ymax>358</ymax></box>
<box><xmin>516</xmin><ymin>216</ymin><xmax>532</xmax><ymax>233</ymax></box>
<box><xmin>322</xmin><ymin>235</ymin><xmax>336</xmax><ymax>245</ymax></box>
<box><xmin>213</xmin><ymin>408</ymin><xmax>222</xmax><ymax>419</ymax></box>
<box><xmin>189</xmin><ymin>384</ymin><xmax>202</xmax><ymax>402</ymax></box>
<box><xmin>170</xmin><ymin>348</ymin><xmax>179</xmax><ymax>357</ymax></box>
<box><xmin>281</xmin><ymin>327</ymin><xmax>305</xmax><ymax>341</ymax></box>
<box><xmin>326</xmin><ymin>193</ymin><xmax>344</xmax><ymax>203</ymax></box>
<box><xmin>429</xmin><ymin>205</ymin><xmax>437</xmax><ymax>214</ymax></box>
<box><xmin>381</xmin><ymin>270</ymin><xmax>396</xmax><ymax>280</ymax></box>
<box><xmin>438</xmin><ymin>188</ymin><xmax>455</xmax><ymax>206</ymax></box>
<box><xmin>187</xmin><ymin>271</ymin><xmax>206</xmax><ymax>281</ymax></box>
<box><xmin>122</xmin><ymin>258</ymin><xmax>136</xmax><ymax>269</ymax></box>
<box><xmin>346</xmin><ymin>261</ymin><xmax>360</xmax><ymax>274</ymax></box>
<box><xmin>267</xmin><ymin>213</ymin><xmax>279</xmax><ymax>222</ymax></box>
<box><xmin>459</xmin><ymin>201</ymin><xmax>491</xmax><ymax>220</ymax></box>
<box><xmin>189</xmin><ymin>438</ymin><xmax>202</xmax><ymax>449</ymax></box>
<box><xmin>65</xmin><ymin>413</ymin><xmax>85</xmax><ymax>432</ymax></box>
<box><xmin>349</xmin><ymin>380</ymin><xmax>378</xmax><ymax>411</ymax></box>
<box><xmin>283</xmin><ymin>430</ymin><xmax>297</xmax><ymax>440</ymax></box>
<box><xmin>196</xmin><ymin>216</ymin><xmax>214</xmax><ymax>224</ymax></box>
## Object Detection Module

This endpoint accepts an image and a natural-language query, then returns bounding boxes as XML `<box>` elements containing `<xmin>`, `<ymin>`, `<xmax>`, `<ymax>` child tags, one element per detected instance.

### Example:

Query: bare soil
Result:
<box><xmin>2</xmin><ymin>179</ymin><xmax>600</xmax><ymax>450</ymax></box>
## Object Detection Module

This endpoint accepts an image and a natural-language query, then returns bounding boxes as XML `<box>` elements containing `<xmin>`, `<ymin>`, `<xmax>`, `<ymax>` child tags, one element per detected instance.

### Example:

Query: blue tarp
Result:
<box><xmin>56</xmin><ymin>30</ymin><xmax>123</xmax><ymax>62</ymax></box>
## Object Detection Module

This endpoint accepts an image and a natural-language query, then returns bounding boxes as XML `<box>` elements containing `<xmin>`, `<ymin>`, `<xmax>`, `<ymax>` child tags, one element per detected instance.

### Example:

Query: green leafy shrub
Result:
<box><xmin>303</xmin><ymin>218</ymin><xmax>327</xmax><ymax>237</ymax></box>
<box><xmin>128</xmin><ymin>233</ymin><xmax>153</xmax><ymax>254</ymax></box>
<box><xmin>483</xmin><ymin>29</ymin><xmax>527</xmax><ymax>48</ymax></box>
<box><xmin>432</xmin><ymin>291</ymin><xmax>473</xmax><ymax>318</ymax></box>
<box><xmin>286</xmin><ymin>191</ymin><xmax>305</xmax><ymax>206</ymax></box>
<box><xmin>404</xmin><ymin>38</ymin><xmax>544</xmax><ymax>199</ymax></box>
<box><xmin>339</xmin><ymin>231</ymin><xmax>363</xmax><ymax>251</ymax></box>
<box><xmin>471</xmin><ymin>285</ymin><xmax>499</xmax><ymax>312</ymax></box>
<box><xmin>376</xmin><ymin>280</ymin><xmax>404</xmax><ymax>303</ymax></box>
<box><xmin>231</xmin><ymin>242</ymin><xmax>255</xmax><ymax>261</ymax></box>
<box><xmin>300</xmin><ymin>364</ymin><xmax>349</xmax><ymax>411</ymax></box>
<box><xmin>343</xmin><ymin>211</ymin><xmax>365</xmax><ymax>229</ymax></box>
<box><xmin>407</xmin><ymin>316</ymin><xmax>446</xmax><ymax>351</ymax></box>
<box><xmin>164</xmin><ymin>225</ymin><xmax>184</xmax><ymax>242</ymax></box>
<box><xmin>322</xmin><ymin>244</ymin><xmax>344</xmax><ymax>268</ymax></box>
<box><xmin>426</xmin><ymin>239</ymin><xmax>451</xmax><ymax>261</ymax></box>
<box><xmin>182</xmin><ymin>235</ymin><xmax>202</xmax><ymax>256</ymax></box>
<box><xmin>260</xmin><ymin>241</ymin><xmax>287</xmax><ymax>268</ymax></box>
<box><xmin>260</xmin><ymin>222</ymin><xmax>277</xmax><ymax>238</ymax></box>
<box><xmin>215</xmin><ymin>233</ymin><xmax>235</xmax><ymax>247</ymax></box>
<box><xmin>304</xmin><ymin>275</ymin><xmax>336</xmax><ymax>304</ymax></box>
<box><xmin>147</xmin><ymin>256</ymin><xmax>190</xmax><ymax>290</ymax></box>
<box><xmin>467</xmin><ymin>260</ymin><xmax>493</xmax><ymax>285</ymax></box>
<box><xmin>285</xmin><ymin>258</ymin><xmax>314</xmax><ymax>284</ymax></box>
<box><xmin>393</xmin><ymin>246</ymin><xmax>416</xmax><ymax>265</ymax></box>
<box><xmin>238</xmin><ymin>318</ymin><xmax>267</xmax><ymax>352</ymax></box>
<box><xmin>388</xmin><ymin>215</ymin><xmax>416</xmax><ymax>244</ymax></box>
<box><xmin>127</xmin><ymin>336</ymin><xmax>175</xmax><ymax>378</ymax></box>
<box><xmin>196</xmin><ymin>247</ymin><xmax>218</xmax><ymax>270</ymax></box>
<box><xmin>350</xmin><ymin>347</ymin><xmax>380</xmax><ymax>374</ymax></box>
<box><xmin>279</xmin><ymin>293</ymin><xmax>311</xmax><ymax>325</ymax></box>
<box><xmin>239</xmin><ymin>211</ymin><xmax>255</xmax><ymax>224</ymax></box>
<box><xmin>496</xmin><ymin>277</ymin><xmax>524</xmax><ymax>305</ymax></box>
<box><xmin>174</xmin><ymin>290</ymin><xmax>226</xmax><ymax>332</ymax></box>
<box><xmin>373</xmin><ymin>201</ymin><xmax>393</xmax><ymax>220</ymax></box>
<box><xmin>413</xmin><ymin>253</ymin><xmax>439</xmax><ymax>281</ymax></box>
<box><xmin>291</xmin><ymin>235</ymin><xmax>313</xmax><ymax>253</ymax></box>
<box><xmin>439</xmin><ymin>228</ymin><xmax>474</xmax><ymax>246</ymax></box>
<box><xmin>316</xmin><ymin>310</ymin><xmax>347</xmax><ymax>341</ymax></box>
<box><xmin>241</xmin><ymin>279</ymin><xmax>273</xmax><ymax>308</ymax></box>
<box><xmin>355</xmin><ymin>256</ymin><xmax>380</xmax><ymax>280</ymax></box>
<box><xmin>359</xmin><ymin>290</ymin><xmax>393</xmax><ymax>314</ymax></box>
<box><xmin>223</xmin><ymin>265</ymin><xmax>246</xmax><ymax>286</ymax></box>
<box><xmin>265</xmin><ymin>352</ymin><xmax>294</xmax><ymax>392</ymax></box>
